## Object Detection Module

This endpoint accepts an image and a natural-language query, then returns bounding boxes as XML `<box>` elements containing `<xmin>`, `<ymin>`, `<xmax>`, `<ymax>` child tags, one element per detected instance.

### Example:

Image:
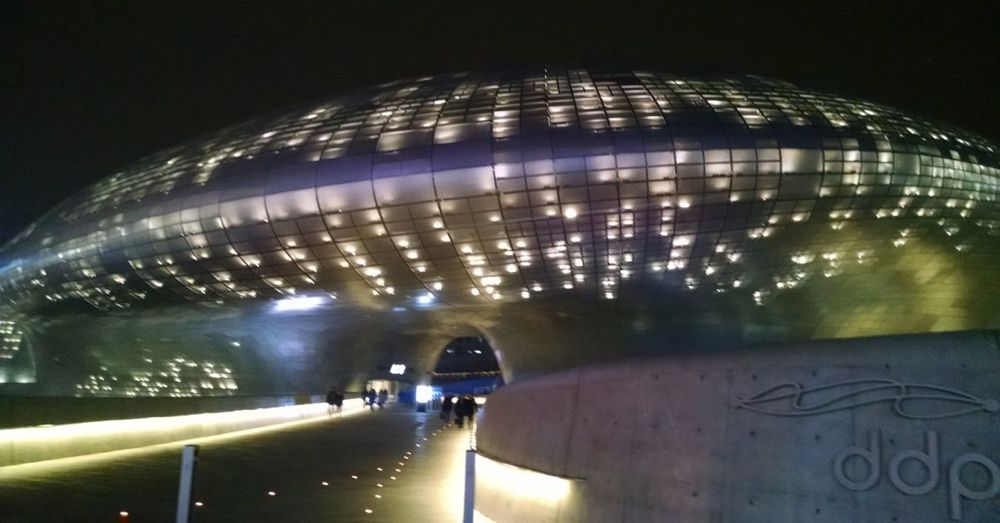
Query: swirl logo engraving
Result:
<box><xmin>734</xmin><ymin>379</ymin><xmax>999</xmax><ymax>419</ymax></box>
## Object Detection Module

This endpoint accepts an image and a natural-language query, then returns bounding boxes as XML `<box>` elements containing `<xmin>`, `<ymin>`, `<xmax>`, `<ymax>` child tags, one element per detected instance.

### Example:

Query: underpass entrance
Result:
<box><xmin>431</xmin><ymin>336</ymin><xmax>503</xmax><ymax>396</ymax></box>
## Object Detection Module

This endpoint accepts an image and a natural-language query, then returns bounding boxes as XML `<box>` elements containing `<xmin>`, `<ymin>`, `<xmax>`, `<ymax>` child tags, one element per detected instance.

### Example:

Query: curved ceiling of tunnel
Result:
<box><xmin>0</xmin><ymin>67</ymin><xmax>998</xmax><ymax>344</ymax></box>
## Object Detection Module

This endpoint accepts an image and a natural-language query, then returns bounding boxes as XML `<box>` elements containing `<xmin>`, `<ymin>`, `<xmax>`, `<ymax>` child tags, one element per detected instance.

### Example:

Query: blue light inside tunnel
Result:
<box><xmin>272</xmin><ymin>295</ymin><xmax>326</xmax><ymax>312</ymax></box>
<box><xmin>415</xmin><ymin>292</ymin><xmax>435</xmax><ymax>306</ymax></box>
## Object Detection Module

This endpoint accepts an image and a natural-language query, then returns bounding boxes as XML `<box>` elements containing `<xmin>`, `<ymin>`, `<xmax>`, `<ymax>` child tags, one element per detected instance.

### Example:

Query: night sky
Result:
<box><xmin>3</xmin><ymin>2</ymin><xmax>998</xmax><ymax>246</ymax></box>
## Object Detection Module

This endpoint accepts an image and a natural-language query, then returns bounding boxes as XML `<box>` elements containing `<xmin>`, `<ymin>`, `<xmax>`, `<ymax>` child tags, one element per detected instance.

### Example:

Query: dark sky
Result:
<box><xmin>2</xmin><ymin>1</ymin><xmax>998</xmax><ymax>245</ymax></box>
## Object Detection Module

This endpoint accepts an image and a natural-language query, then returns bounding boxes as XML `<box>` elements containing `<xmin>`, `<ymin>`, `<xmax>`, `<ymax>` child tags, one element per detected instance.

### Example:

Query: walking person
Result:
<box><xmin>367</xmin><ymin>388</ymin><xmax>377</xmax><ymax>411</ymax></box>
<box><xmin>326</xmin><ymin>386</ymin><xmax>341</xmax><ymax>417</ymax></box>
<box><xmin>377</xmin><ymin>388</ymin><xmax>388</xmax><ymax>409</ymax></box>
<box><xmin>440</xmin><ymin>394</ymin><xmax>454</xmax><ymax>424</ymax></box>
<box><xmin>454</xmin><ymin>395</ymin><xmax>469</xmax><ymax>428</ymax></box>
<box><xmin>459</xmin><ymin>395</ymin><xmax>477</xmax><ymax>428</ymax></box>
<box><xmin>466</xmin><ymin>395</ymin><xmax>479</xmax><ymax>426</ymax></box>
<box><xmin>333</xmin><ymin>389</ymin><xmax>344</xmax><ymax>416</ymax></box>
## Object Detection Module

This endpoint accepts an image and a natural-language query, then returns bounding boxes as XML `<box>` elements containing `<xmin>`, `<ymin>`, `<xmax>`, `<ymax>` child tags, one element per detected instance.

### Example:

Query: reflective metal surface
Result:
<box><xmin>1</xmin><ymin>67</ymin><xmax>997</xmax><ymax>394</ymax></box>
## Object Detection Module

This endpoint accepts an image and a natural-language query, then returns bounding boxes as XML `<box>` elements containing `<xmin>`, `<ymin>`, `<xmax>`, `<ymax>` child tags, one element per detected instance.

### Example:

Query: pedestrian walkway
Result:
<box><xmin>0</xmin><ymin>407</ymin><xmax>474</xmax><ymax>522</ymax></box>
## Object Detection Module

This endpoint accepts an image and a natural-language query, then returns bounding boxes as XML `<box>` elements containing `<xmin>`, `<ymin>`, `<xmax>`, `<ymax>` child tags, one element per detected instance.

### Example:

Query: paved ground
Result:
<box><xmin>0</xmin><ymin>406</ymin><xmax>474</xmax><ymax>522</ymax></box>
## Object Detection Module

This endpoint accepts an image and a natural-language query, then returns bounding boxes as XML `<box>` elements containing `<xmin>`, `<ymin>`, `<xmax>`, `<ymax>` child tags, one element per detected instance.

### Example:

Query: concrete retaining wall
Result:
<box><xmin>475</xmin><ymin>330</ymin><xmax>1000</xmax><ymax>522</ymax></box>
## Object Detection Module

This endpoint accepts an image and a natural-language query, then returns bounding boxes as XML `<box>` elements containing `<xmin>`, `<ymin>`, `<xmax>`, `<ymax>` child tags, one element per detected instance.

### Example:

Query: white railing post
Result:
<box><xmin>175</xmin><ymin>444</ymin><xmax>199</xmax><ymax>523</ymax></box>
<box><xmin>463</xmin><ymin>449</ymin><xmax>476</xmax><ymax>523</ymax></box>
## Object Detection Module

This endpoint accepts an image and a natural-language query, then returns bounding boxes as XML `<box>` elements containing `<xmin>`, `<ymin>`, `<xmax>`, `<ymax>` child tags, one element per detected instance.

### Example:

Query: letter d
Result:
<box><xmin>834</xmin><ymin>430</ymin><xmax>880</xmax><ymax>491</ymax></box>
<box><xmin>889</xmin><ymin>431</ymin><xmax>939</xmax><ymax>495</ymax></box>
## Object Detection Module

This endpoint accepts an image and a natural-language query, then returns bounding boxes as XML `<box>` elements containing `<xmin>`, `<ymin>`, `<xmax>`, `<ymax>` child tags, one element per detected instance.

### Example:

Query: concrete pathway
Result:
<box><xmin>0</xmin><ymin>406</ymin><xmax>474</xmax><ymax>522</ymax></box>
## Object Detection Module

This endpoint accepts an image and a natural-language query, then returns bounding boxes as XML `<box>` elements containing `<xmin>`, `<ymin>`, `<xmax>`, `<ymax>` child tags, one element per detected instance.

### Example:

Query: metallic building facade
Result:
<box><xmin>1</xmin><ymin>68</ymin><xmax>998</xmax><ymax>396</ymax></box>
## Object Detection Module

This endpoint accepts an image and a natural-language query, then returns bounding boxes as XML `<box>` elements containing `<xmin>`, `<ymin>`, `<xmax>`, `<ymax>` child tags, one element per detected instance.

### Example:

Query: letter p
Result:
<box><xmin>949</xmin><ymin>453</ymin><xmax>1000</xmax><ymax>521</ymax></box>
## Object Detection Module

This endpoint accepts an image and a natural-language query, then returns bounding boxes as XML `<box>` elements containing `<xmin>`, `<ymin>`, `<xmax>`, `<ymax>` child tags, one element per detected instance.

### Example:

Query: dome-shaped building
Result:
<box><xmin>1</xmin><ymin>67</ymin><xmax>998</xmax><ymax>396</ymax></box>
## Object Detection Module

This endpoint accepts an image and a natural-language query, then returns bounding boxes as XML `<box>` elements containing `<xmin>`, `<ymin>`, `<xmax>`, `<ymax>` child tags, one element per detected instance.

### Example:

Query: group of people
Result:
<box><xmin>327</xmin><ymin>386</ymin><xmax>479</xmax><ymax>426</ymax></box>
<box><xmin>326</xmin><ymin>385</ymin><xmax>391</xmax><ymax>416</ymax></box>
<box><xmin>440</xmin><ymin>394</ymin><xmax>478</xmax><ymax>428</ymax></box>
<box><xmin>364</xmin><ymin>387</ymin><xmax>389</xmax><ymax>410</ymax></box>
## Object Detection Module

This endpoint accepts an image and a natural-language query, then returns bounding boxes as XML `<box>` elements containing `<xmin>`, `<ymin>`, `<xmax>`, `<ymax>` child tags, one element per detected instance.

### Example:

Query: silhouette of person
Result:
<box><xmin>377</xmin><ymin>388</ymin><xmax>388</xmax><ymax>409</ymax></box>
<box><xmin>440</xmin><ymin>394</ymin><xmax>454</xmax><ymax>424</ymax></box>
<box><xmin>327</xmin><ymin>386</ymin><xmax>346</xmax><ymax>417</ymax></box>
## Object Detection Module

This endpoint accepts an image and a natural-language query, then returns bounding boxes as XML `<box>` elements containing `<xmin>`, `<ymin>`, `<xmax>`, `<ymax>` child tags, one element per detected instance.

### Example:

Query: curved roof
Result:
<box><xmin>1</xmin><ymin>67</ymin><xmax>998</xmax><ymax>322</ymax></box>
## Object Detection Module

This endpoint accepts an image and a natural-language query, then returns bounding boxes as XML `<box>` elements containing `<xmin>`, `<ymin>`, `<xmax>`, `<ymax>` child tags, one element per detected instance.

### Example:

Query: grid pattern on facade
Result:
<box><xmin>0</xmin><ymin>68</ymin><xmax>997</xmax><ymax>314</ymax></box>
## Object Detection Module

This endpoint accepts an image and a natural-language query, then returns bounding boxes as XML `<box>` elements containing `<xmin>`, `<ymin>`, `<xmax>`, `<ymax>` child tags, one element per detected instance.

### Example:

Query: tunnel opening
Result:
<box><xmin>431</xmin><ymin>336</ymin><xmax>504</xmax><ymax>396</ymax></box>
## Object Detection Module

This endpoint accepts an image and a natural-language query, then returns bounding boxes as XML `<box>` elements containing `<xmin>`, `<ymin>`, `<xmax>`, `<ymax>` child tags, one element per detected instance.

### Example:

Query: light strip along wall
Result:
<box><xmin>0</xmin><ymin>398</ymin><xmax>365</xmax><ymax>468</ymax></box>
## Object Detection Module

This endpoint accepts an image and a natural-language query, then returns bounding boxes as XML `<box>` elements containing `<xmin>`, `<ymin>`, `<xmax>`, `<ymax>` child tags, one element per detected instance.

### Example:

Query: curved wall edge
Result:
<box><xmin>475</xmin><ymin>330</ymin><xmax>1000</xmax><ymax>522</ymax></box>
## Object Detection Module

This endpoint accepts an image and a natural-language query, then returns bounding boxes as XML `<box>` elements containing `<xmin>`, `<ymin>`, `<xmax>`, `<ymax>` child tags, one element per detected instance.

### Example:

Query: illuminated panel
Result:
<box><xmin>473</xmin><ymin>452</ymin><xmax>578</xmax><ymax>522</ymax></box>
<box><xmin>475</xmin><ymin>453</ymin><xmax>573</xmax><ymax>501</ymax></box>
<box><xmin>415</xmin><ymin>385</ymin><xmax>433</xmax><ymax>403</ymax></box>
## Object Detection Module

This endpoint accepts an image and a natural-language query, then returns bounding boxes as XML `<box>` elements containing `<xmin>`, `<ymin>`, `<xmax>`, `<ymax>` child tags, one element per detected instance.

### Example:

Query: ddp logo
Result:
<box><xmin>834</xmin><ymin>430</ymin><xmax>998</xmax><ymax>521</ymax></box>
<box><xmin>736</xmin><ymin>379</ymin><xmax>999</xmax><ymax>521</ymax></box>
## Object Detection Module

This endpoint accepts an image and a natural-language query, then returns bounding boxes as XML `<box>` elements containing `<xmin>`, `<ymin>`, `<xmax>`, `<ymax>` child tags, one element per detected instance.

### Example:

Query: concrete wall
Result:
<box><xmin>475</xmin><ymin>330</ymin><xmax>1000</xmax><ymax>522</ymax></box>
